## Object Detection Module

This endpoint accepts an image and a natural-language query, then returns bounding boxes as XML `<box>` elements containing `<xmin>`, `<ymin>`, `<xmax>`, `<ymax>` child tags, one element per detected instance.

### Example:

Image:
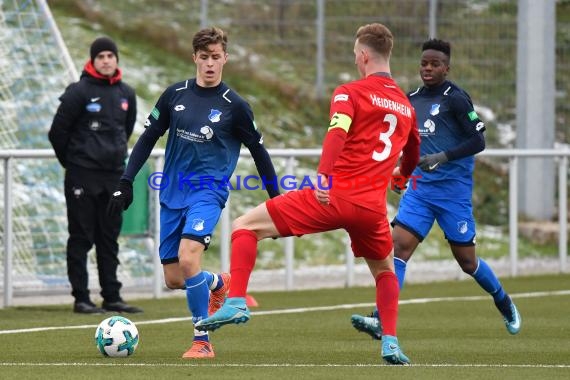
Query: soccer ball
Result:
<box><xmin>95</xmin><ymin>316</ymin><xmax>139</xmax><ymax>357</ymax></box>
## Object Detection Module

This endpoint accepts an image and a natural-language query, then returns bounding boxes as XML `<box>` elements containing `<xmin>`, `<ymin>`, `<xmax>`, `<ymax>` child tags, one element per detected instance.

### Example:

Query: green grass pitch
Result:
<box><xmin>1</xmin><ymin>274</ymin><xmax>569</xmax><ymax>379</ymax></box>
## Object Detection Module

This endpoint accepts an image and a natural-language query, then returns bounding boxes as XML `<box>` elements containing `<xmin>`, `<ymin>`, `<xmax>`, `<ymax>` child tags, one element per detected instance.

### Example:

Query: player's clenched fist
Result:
<box><xmin>107</xmin><ymin>179</ymin><xmax>134</xmax><ymax>215</ymax></box>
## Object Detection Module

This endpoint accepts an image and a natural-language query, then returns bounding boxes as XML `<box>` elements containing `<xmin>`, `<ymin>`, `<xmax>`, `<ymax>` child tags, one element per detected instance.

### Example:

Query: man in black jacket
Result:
<box><xmin>49</xmin><ymin>37</ymin><xmax>142</xmax><ymax>314</ymax></box>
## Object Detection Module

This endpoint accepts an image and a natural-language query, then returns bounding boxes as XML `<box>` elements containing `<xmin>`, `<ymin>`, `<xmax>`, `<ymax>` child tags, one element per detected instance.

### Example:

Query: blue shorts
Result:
<box><xmin>393</xmin><ymin>189</ymin><xmax>476</xmax><ymax>245</ymax></box>
<box><xmin>159</xmin><ymin>199</ymin><xmax>223</xmax><ymax>264</ymax></box>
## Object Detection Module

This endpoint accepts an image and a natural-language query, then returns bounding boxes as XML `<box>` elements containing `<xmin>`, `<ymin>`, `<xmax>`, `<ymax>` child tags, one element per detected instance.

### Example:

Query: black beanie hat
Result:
<box><xmin>90</xmin><ymin>37</ymin><xmax>119</xmax><ymax>63</ymax></box>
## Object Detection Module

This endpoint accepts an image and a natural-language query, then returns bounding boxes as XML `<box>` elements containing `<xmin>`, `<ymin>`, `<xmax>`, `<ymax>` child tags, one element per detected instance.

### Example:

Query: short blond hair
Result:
<box><xmin>355</xmin><ymin>23</ymin><xmax>393</xmax><ymax>58</ymax></box>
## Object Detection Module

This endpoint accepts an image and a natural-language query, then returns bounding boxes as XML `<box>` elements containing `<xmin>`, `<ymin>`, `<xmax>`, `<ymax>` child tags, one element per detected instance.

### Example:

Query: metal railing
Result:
<box><xmin>1</xmin><ymin>148</ymin><xmax>569</xmax><ymax>307</ymax></box>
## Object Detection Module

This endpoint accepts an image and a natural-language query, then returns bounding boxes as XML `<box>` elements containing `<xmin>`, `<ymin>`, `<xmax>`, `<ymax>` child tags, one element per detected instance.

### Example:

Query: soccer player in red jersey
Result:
<box><xmin>196</xmin><ymin>23</ymin><xmax>420</xmax><ymax>365</ymax></box>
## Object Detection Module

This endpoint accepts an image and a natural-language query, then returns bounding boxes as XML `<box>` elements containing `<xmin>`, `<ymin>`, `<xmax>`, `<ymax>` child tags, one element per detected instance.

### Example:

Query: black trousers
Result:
<box><xmin>64</xmin><ymin>167</ymin><xmax>123</xmax><ymax>304</ymax></box>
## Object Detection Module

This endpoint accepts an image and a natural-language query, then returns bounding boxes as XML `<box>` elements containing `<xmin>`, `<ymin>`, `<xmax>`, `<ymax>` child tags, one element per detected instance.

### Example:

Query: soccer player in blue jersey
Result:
<box><xmin>107</xmin><ymin>27</ymin><xmax>280</xmax><ymax>359</ymax></box>
<box><xmin>351</xmin><ymin>38</ymin><xmax>521</xmax><ymax>340</ymax></box>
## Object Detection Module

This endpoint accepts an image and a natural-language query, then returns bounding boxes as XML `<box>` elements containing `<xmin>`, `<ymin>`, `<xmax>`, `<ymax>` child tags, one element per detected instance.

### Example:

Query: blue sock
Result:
<box><xmin>471</xmin><ymin>258</ymin><xmax>506</xmax><ymax>302</ymax></box>
<box><xmin>202</xmin><ymin>271</ymin><xmax>224</xmax><ymax>291</ymax></box>
<box><xmin>185</xmin><ymin>272</ymin><xmax>210</xmax><ymax>342</ymax></box>
<box><xmin>394</xmin><ymin>257</ymin><xmax>407</xmax><ymax>290</ymax></box>
<box><xmin>202</xmin><ymin>271</ymin><xmax>215</xmax><ymax>289</ymax></box>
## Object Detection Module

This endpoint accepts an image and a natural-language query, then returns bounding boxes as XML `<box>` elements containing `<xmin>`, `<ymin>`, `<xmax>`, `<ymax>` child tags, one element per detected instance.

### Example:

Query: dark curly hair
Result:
<box><xmin>422</xmin><ymin>38</ymin><xmax>451</xmax><ymax>63</ymax></box>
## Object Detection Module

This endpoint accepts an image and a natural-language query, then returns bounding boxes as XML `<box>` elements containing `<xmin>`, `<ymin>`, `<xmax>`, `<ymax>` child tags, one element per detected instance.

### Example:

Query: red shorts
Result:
<box><xmin>266</xmin><ymin>189</ymin><xmax>393</xmax><ymax>260</ymax></box>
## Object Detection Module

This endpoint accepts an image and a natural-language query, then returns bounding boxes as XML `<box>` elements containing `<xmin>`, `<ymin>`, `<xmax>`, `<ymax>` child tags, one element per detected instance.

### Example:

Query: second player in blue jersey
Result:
<box><xmin>352</xmin><ymin>38</ymin><xmax>521</xmax><ymax>341</ymax></box>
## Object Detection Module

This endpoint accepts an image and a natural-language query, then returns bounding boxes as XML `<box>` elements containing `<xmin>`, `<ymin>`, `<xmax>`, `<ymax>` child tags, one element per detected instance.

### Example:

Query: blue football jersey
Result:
<box><xmin>146</xmin><ymin>79</ymin><xmax>263</xmax><ymax>208</ymax></box>
<box><xmin>407</xmin><ymin>80</ymin><xmax>485</xmax><ymax>199</ymax></box>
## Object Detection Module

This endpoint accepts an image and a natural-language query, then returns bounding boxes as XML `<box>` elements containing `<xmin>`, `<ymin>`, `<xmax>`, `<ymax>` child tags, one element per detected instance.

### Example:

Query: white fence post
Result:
<box><xmin>3</xmin><ymin>157</ymin><xmax>13</xmax><ymax>308</ymax></box>
<box><xmin>345</xmin><ymin>235</ymin><xmax>354</xmax><ymax>287</ymax></box>
<box><xmin>508</xmin><ymin>156</ymin><xmax>519</xmax><ymax>277</ymax></box>
<box><xmin>152</xmin><ymin>155</ymin><xmax>164</xmax><ymax>299</ymax></box>
<box><xmin>284</xmin><ymin>156</ymin><xmax>296</xmax><ymax>290</ymax></box>
<box><xmin>559</xmin><ymin>155</ymin><xmax>568</xmax><ymax>273</ymax></box>
<box><xmin>220</xmin><ymin>197</ymin><xmax>231</xmax><ymax>273</ymax></box>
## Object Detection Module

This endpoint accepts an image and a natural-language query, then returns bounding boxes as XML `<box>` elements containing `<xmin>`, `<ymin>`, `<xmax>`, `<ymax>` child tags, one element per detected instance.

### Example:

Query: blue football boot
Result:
<box><xmin>381</xmin><ymin>335</ymin><xmax>410</xmax><ymax>365</ymax></box>
<box><xmin>195</xmin><ymin>297</ymin><xmax>250</xmax><ymax>332</ymax></box>
<box><xmin>351</xmin><ymin>309</ymin><xmax>382</xmax><ymax>340</ymax></box>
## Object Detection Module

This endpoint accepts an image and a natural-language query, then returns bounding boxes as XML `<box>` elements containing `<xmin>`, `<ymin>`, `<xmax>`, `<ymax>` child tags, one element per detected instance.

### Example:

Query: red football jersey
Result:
<box><xmin>328</xmin><ymin>75</ymin><xmax>419</xmax><ymax>213</ymax></box>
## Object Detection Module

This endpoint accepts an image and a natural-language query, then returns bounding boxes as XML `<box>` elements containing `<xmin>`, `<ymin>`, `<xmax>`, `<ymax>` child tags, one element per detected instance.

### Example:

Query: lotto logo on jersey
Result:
<box><xmin>476</xmin><ymin>121</ymin><xmax>485</xmax><ymax>131</ymax></box>
<box><xmin>333</xmin><ymin>93</ymin><xmax>349</xmax><ymax>102</ymax></box>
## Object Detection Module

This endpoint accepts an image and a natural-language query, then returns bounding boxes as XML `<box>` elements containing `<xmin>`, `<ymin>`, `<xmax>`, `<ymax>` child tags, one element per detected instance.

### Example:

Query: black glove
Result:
<box><xmin>392</xmin><ymin>183</ymin><xmax>406</xmax><ymax>195</ymax></box>
<box><xmin>107</xmin><ymin>179</ymin><xmax>134</xmax><ymax>216</ymax></box>
<box><xmin>418</xmin><ymin>152</ymin><xmax>448</xmax><ymax>172</ymax></box>
<box><xmin>391</xmin><ymin>176</ymin><xmax>407</xmax><ymax>195</ymax></box>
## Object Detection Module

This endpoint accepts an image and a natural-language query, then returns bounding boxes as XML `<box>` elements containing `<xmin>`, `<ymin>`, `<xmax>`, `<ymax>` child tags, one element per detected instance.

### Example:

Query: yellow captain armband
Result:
<box><xmin>328</xmin><ymin>112</ymin><xmax>352</xmax><ymax>133</ymax></box>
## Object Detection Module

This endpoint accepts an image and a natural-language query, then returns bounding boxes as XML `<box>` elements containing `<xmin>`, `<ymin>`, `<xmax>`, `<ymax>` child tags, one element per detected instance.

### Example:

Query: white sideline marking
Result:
<box><xmin>0</xmin><ymin>362</ymin><xmax>569</xmax><ymax>368</ymax></box>
<box><xmin>1</xmin><ymin>289</ymin><xmax>569</xmax><ymax>335</ymax></box>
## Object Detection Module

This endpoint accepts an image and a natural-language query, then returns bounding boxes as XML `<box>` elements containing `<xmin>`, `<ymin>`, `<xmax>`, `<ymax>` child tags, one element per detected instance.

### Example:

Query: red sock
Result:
<box><xmin>228</xmin><ymin>229</ymin><xmax>258</xmax><ymax>298</ymax></box>
<box><xmin>376</xmin><ymin>271</ymin><xmax>399</xmax><ymax>336</ymax></box>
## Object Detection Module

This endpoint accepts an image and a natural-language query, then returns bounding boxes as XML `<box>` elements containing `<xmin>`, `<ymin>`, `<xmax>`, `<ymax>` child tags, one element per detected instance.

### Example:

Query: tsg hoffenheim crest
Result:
<box><xmin>457</xmin><ymin>221</ymin><xmax>468</xmax><ymax>234</ymax></box>
<box><xmin>208</xmin><ymin>109</ymin><xmax>222</xmax><ymax>122</ymax></box>
<box><xmin>430</xmin><ymin>104</ymin><xmax>440</xmax><ymax>116</ymax></box>
<box><xmin>192</xmin><ymin>219</ymin><xmax>205</xmax><ymax>231</ymax></box>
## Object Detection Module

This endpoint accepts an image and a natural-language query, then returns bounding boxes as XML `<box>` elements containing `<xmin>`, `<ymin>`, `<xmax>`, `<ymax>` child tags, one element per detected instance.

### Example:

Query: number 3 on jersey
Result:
<box><xmin>372</xmin><ymin>113</ymin><xmax>397</xmax><ymax>162</ymax></box>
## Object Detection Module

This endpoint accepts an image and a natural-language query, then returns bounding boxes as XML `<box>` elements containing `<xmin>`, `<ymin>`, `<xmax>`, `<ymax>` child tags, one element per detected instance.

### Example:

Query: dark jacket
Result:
<box><xmin>48</xmin><ymin>62</ymin><xmax>137</xmax><ymax>172</ymax></box>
